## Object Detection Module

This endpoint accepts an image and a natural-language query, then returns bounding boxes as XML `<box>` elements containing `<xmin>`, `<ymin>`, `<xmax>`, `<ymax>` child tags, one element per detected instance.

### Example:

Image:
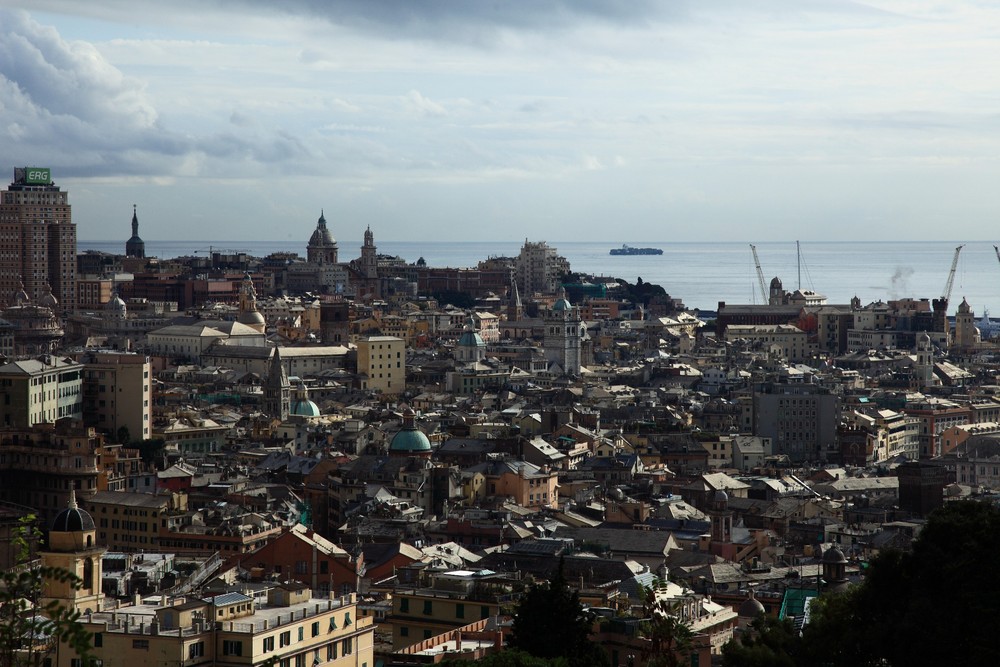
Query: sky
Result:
<box><xmin>2</xmin><ymin>1</ymin><xmax>1000</xmax><ymax>244</ymax></box>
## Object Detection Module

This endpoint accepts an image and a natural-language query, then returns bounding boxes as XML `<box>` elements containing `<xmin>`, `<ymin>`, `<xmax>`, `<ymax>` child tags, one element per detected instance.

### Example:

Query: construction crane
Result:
<box><xmin>750</xmin><ymin>244</ymin><xmax>767</xmax><ymax>304</ymax></box>
<box><xmin>940</xmin><ymin>244</ymin><xmax>964</xmax><ymax>305</ymax></box>
<box><xmin>994</xmin><ymin>244</ymin><xmax>1000</xmax><ymax>266</ymax></box>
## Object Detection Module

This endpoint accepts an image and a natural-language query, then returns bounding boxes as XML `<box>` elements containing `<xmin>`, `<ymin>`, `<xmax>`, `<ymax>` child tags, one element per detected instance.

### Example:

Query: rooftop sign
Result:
<box><xmin>14</xmin><ymin>167</ymin><xmax>52</xmax><ymax>185</ymax></box>
<box><xmin>24</xmin><ymin>167</ymin><xmax>51</xmax><ymax>185</ymax></box>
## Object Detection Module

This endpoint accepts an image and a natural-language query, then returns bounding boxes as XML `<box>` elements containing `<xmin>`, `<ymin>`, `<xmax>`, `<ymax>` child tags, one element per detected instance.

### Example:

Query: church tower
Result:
<box><xmin>125</xmin><ymin>204</ymin><xmax>145</xmax><ymax>258</ymax></box>
<box><xmin>237</xmin><ymin>272</ymin><xmax>266</xmax><ymax>333</ymax></box>
<box><xmin>543</xmin><ymin>287</ymin><xmax>582</xmax><ymax>376</ymax></box>
<box><xmin>915</xmin><ymin>331</ymin><xmax>935</xmax><ymax>388</ymax></box>
<box><xmin>954</xmin><ymin>297</ymin><xmax>976</xmax><ymax>353</ymax></box>
<box><xmin>263</xmin><ymin>347</ymin><xmax>291</xmax><ymax>421</ymax></box>
<box><xmin>507</xmin><ymin>278</ymin><xmax>524</xmax><ymax>322</ymax></box>
<box><xmin>307</xmin><ymin>210</ymin><xmax>338</xmax><ymax>264</ymax></box>
<box><xmin>39</xmin><ymin>490</ymin><xmax>105</xmax><ymax>615</ymax></box>
<box><xmin>361</xmin><ymin>226</ymin><xmax>377</xmax><ymax>280</ymax></box>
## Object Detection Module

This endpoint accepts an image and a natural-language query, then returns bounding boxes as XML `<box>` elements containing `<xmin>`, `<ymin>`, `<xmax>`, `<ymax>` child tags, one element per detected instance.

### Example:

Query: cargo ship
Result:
<box><xmin>609</xmin><ymin>244</ymin><xmax>663</xmax><ymax>256</ymax></box>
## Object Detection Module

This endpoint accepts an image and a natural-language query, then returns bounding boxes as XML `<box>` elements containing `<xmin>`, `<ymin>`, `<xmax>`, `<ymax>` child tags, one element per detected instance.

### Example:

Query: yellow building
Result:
<box><xmin>389</xmin><ymin>570</ymin><xmax>510</xmax><ymax>651</ymax></box>
<box><xmin>65</xmin><ymin>584</ymin><xmax>374</xmax><ymax>667</ymax></box>
<box><xmin>356</xmin><ymin>336</ymin><xmax>405</xmax><ymax>395</ymax></box>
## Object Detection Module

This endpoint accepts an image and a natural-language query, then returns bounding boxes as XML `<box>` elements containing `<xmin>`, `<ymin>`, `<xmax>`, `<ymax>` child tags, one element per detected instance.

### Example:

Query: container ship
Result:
<box><xmin>609</xmin><ymin>244</ymin><xmax>663</xmax><ymax>256</ymax></box>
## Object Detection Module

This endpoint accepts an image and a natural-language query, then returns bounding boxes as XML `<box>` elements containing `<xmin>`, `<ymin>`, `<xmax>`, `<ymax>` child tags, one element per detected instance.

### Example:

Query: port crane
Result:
<box><xmin>750</xmin><ymin>244</ymin><xmax>768</xmax><ymax>304</ymax></box>
<box><xmin>939</xmin><ymin>244</ymin><xmax>965</xmax><ymax>307</ymax></box>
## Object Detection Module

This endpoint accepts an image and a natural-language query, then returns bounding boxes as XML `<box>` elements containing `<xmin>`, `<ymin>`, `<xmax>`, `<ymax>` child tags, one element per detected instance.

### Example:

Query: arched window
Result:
<box><xmin>83</xmin><ymin>557</ymin><xmax>94</xmax><ymax>590</ymax></box>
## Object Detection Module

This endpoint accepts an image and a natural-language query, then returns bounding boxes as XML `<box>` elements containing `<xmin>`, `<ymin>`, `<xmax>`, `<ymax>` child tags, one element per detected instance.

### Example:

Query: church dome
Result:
<box><xmin>308</xmin><ymin>211</ymin><xmax>335</xmax><ymax>247</ymax></box>
<box><xmin>389</xmin><ymin>407</ymin><xmax>431</xmax><ymax>454</ymax></box>
<box><xmin>822</xmin><ymin>546</ymin><xmax>847</xmax><ymax>564</ymax></box>
<box><xmin>51</xmin><ymin>493</ymin><xmax>95</xmax><ymax>533</ymax></box>
<box><xmin>738</xmin><ymin>595</ymin><xmax>766</xmax><ymax>619</ymax></box>
<box><xmin>552</xmin><ymin>287</ymin><xmax>572</xmax><ymax>312</ymax></box>
<box><xmin>238</xmin><ymin>310</ymin><xmax>266</xmax><ymax>326</ymax></box>
<box><xmin>290</xmin><ymin>382</ymin><xmax>321</xmax><ymax>417</ymax></box>
<box><xmin>106</xmin><ymin>293</ymin><xmax>127</xmax><ymax>312</ymax></box>
<box><xmin>38</xmin><ymin>286</ymin><xmax>58</xmax><ymax>309</ymax></box>
<box><xmin>457</xmin><ymin>316</ymin><xmax>485</xmax><ymax>348</ymax></box>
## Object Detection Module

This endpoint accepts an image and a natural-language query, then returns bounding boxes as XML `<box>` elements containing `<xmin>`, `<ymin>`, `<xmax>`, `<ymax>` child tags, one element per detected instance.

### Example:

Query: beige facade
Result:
<box><xmin>80</xmin><ymin>352</ymin><xmax>153</xmax><ymax>442</ymax></box>
<box><xmin>723</xmin><ymin>324</ymin><xmax>815</xmax><ymax>362</ymax></box>
<box><xmin>0</xmin><ymin>356</ymin><xmax>83</xmax><ymax>428</ymax></box>
<box><xmin>356</xmin><ymin>336</ymin><xmax>405</xmax><ymax>395</ymax></box>
<box><xmin>65</xmin><ymin>588</ymin><xmax>374</xmax><ymax>667</ymax></box>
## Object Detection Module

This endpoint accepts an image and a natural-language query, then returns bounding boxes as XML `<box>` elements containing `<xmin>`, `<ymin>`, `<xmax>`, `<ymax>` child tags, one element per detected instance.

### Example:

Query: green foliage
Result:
<box><xmin>722</xmin><ymin>500</ymin><xmax>1000</xmax><ymax>667</ymax></box>
<box><xmin>615</xmin><ymin>278</ymin><xmax>667</xmax><ymax>308</ymax></box>
<box><xmin>721</xmin><ymin>616</ymin><xmax>803</xmax><ymax>667</ymax></box>
<box><xmin>0</xmin><ymin>516</ymin><xmax>95</xmax><ymax>667</ymax></box>
<box><xmin>430</xmin><ymin>290</ymin><xmax>475</xmax><ymax>309</ymax></box>
<box><xmin>509</xmin><ymin>560</ymin><xmax>608</xmax><ymax>667</ymax></box>
<box><xmin>115</xmin><ymin>426</ymin><xmax>130</xmax><ymax>445</ymax></box>
<box><xmin>136</xmin><ymin>438</ymin><xmax>166</xmax><ymax>464</ymax></box>
<box><xmin>638</xmin><ymin>585</ymin><xmax>694</xmax><ymax>667</ymax></box>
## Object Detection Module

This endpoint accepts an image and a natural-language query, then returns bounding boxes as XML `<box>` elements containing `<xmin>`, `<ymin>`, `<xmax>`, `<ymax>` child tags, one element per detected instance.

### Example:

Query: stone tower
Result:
<box><xmin>39</xmin><ymin>489</ymin><xmax>106</xmax><ymax>615</ymax></box>
<box><xmin>543</xmin><ymin>287</ymin><xmax>582</xmax><ymax>376</ymax></box>
<box><xmin>263</xmin><ymin>347</ymin><xmax>291</xmax><ymax>421</ymax></box>
<box><xmin>954</xmin><ymin>297</ymin><xmax>975</xmax><ymax>353</ymax></box>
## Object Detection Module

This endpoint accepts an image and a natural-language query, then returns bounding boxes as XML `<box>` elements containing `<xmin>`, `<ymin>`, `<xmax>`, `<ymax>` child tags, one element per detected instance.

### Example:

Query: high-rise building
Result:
<box><xmin>0</xmin><ymin>167</ymin><xmax>76</xmax><ymax>311</ymax></box>
<box><xmin>515</xmin><ymin>239</ymin><xmax>569</xmax><ymax>296</ymax></box>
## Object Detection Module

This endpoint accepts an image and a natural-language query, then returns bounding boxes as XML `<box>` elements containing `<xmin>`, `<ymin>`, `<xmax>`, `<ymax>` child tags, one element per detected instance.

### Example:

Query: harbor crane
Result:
<box><xmin>994</xmin><ymin>244</ymin><xmax>1000</xmax><ymax>266</ymax></box>
<box><xmin>940</xmin><ymin>244</ymin><xmax>965</xmax><ymax>306</ymax></box>
<box><xmin>750</xmin><ymin>244</ymin><xmax>768</xmax><ymax>304</ymax></box>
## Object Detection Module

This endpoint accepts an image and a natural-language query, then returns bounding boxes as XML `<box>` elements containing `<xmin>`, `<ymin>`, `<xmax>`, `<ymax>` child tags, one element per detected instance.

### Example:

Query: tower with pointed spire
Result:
<box><xmin>507</xmin><ymin>278</ymin><xmax>524</xmax><ymax>322</ymax></box>
<box><xmin>263</xmin><ymin>347</ymin><xmax>291</xmax><ymax>421</ymax></box>
<box><xmin>125</xmin><ymin>204</ymin><xmax>145</xmax><ymax>258</ymax></box>
<box><xmin>307</xmin><ymin>210</ymin><xmax>338</xmax><ymax>264</ymax></box>
<box><xmin>954</xmin><ymin>297</ymin><xmax>976</xmax><ymax>353</ymax></box>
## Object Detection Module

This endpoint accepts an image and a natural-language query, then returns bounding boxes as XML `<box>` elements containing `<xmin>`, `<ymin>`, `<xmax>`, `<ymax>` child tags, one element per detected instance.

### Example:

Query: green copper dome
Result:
<box><xmin>389</xmin><ymin>407</ymin><xmax>431</xmax><ymax>453</ymax></box>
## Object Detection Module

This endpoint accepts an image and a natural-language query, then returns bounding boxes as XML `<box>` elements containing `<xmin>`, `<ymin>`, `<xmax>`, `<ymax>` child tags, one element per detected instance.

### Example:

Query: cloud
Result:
<box><xmin>402</xmin><ymin>90</ymin><xmax>447</xmax><ymax>116</ymax></box>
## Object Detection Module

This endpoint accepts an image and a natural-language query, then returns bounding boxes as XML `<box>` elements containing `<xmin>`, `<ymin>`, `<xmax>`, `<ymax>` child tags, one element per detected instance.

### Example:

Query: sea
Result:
<box><xmin>78</xmin><ymin>239</ymin><xmax>1000</xmax><ymax>317</ymax></box>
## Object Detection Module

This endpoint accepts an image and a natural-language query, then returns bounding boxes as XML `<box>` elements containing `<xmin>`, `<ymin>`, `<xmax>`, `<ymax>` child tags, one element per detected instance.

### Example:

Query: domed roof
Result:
<box><xmin>770</xmin><ymin>276</ymin><xmax>782</xmax><ymax>289</ymax></box>
<box><xmin>389</xmin><ymin>407</ymin><xmax>431</xmax><ymax>453</ymax></box>
<box><xmin>106</xmin><ymin>292</ymin><xmax>127</xmax><ymax>312</ymax></box>
<box><xmin>238</xmin><ymin>310</ymin><xmax>266</xmax><ymax>326</ymax></box>
<box><xmin>738</xmin><ymin>596</ymin><xmax>766</xmax><ymax>619</ymax></box>
<box><xmin>713</xmin><ymin>489</ymin><xmax>729</xmax><ymax>504</ymax></box>
<box><xmin>308</xmin><ymin>210</ymin><xmax>335</xmax><ymax>247</ymax></box>
<box><xmin>38</xmin><ymin>284</ymin><xmax>58</xmax><ymax>309</ymax></box>
<box><xmin>822</xmin><ymin>546</ymin><xmax>847</xmax><ymax>564</ymax></box>
<box><xmin>290</xmin><ymin>382</ymin><xmax>321</xmax><ymax>417</ymax></box>
<box><xmin>457</xmin><ymin>316</ymin><xmax>485</xmax><ymax>348</ymax></box>
<box><xmin>51</xmin><ymin>491</ymin><xmax>95</xmax><ymax>533</ymax></box>
<box><xmin>552</xmin><ymin>287</ymin><xmax>572</xmax><ymax>312</ymax></box>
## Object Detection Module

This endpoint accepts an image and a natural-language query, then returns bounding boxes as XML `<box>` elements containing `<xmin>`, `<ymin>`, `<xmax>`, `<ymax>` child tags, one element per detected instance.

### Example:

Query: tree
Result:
<box><xmin>723</xmin><ymin>501</ymin><xmax>1000</xmax><ymax>666</ymax></box>
<box><xmin>0</xmin><ymin>516</ymin><xmax>95</xmax><ymax>667</ymax></box>
<box><xmin>720</xmin><ymin>616</ymin><xmax>803</xmax><ymax>667</ymax></box>
<box><xmin>638</xmin><ymin>586</ymin><xmax>694</xmax><ymax>667</ymax></box>
<box><xmin>509</xmin><ymin>559</ymin><xmax>607</xmax><ymax>667</ymax></box>
<box><xmin>136</xmin><ymin>438</ymin><xmax>166</xmax><ymax>464</ymax></box>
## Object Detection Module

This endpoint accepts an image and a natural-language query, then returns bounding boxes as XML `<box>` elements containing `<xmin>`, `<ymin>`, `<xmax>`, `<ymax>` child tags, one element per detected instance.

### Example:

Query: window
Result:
<box><xmin>456</xmin><ymin>603</ymin><xmax>464</xmax><ymax>619</ymax></box>
<box><xmin>341</xmin><ymin>638</ymin><xmax>353</xmax><ymax>655</ymax></box>
<box><xmin>223</xmin><ymin>640</ymin><xmax>243</xmax><ymax>656</ymax></box>
<box><xmin>400</xmin><ymin>598</ymin><xmax>409</xmax><ymax>613</ymax></box>
<box><xmin>280</xmin><ymin>631</ymin><xmax>291</xmax><ymax>647</ymax></box>
<box><xmin>133</xmin><ymin>639</ymin><xmax>149</xmax><ymax>650</ymax></box>
<box><xmin>327</xmin><ymin>644</ymin><xmax>337</xmax><ymax>661</ymax></box>
<box><xmin>400</xmin><ymin>626</ymin><xmax>409</xmax><ymax>637</ymax></box>
<box><xmin>263</xmin><ymin>636</ymin><xmax>275</xmax><ymax>652</ymax></box>
<box><xmin>295</xmin><ymin>655</ymin><xmax>305</xmax><ymax>667</ymax></box>
<box><xmin>93</xmin><ymin>633</ymin><xmax>102</xmax><ymax>648</ymax></box>
<box><xmin>188</xmin><ymin>642</ymin><xmax>205</xmax><ymax>659</ymax></box>
<box><xmin>423</xmin><ymin>630</ymin><xmax>432</xmax><ymax>639</ymax></box>
<box><xmin>312</xmin><ymin>621</ymin><xmax>320</xmax><ymax>637</ymax></box>
<box><xmin>71</xmin><ymin>660</ymin><xmax>82</xmax><ymax>667</ymax></box>
<box><xmin>329</xmin><ymin>616</ymin><xmax>338</xmax><ymax>631</ymax></box>
<box><xmin>344</xmin><ymin>612</ymin><xmax>351</xmax><ymax>626</ymax></box>
<box><xmin>298</xmin><ymin>627</ymin><xmax>304</xmax><ymax>641</ymax></box>
<box><xmin>423</xmin><ymin>600</ymin><xmax>432</xmax><ymax>615</ymax></box>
